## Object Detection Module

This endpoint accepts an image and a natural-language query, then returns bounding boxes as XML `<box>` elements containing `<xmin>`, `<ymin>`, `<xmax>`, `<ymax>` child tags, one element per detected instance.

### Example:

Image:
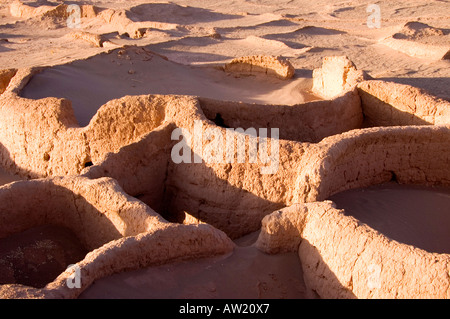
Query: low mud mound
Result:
<box><xmin>393</xmin><ymin>21</ymin><xmax>447</xmax><ymax>43</ymax></box>
<box><xmin>381</xmin><ymin>21</ymin><xmax>450</xmax><ymax>60</ymax></box>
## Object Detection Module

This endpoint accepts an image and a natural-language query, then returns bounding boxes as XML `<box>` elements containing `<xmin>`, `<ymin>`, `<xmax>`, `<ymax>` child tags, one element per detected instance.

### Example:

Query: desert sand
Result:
<box><xmin>0</xmin><ymin>0</ymin><xmax>449</xmax><ymax>299</ymax></box>
<box><xmin>329</xmin><ymin>182</ymin><xmax>450</xmax><ymax>255</ymax></box>
<box><xmin>78</xmin><ymin>231</ymin><xmax>314</xmax><ymax>299</ymax></box>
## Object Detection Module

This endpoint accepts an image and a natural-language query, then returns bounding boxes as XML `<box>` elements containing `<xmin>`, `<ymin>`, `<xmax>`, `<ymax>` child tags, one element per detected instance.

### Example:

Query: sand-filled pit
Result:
<box><xmin>328</xmin><ymin>182</ymin><xmax>450</xmax><ymax>254</ymax></box>
<box><xmin>0</xmin><ymin>176</ymin><xmax>234</xmax><ymax>299</ymax></box>
<box><xmin>79</xmin><ymin>231</ymin><xmax>314</xmax><ymax>299</ymax></box>
<box><xmin>0</xmin><ymin>224</ymin><xmax>88</xmax><ymax>288</ymax></box>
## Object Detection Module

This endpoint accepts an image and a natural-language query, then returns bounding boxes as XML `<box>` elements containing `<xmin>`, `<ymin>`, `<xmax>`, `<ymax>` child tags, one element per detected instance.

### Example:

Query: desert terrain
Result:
<box><xmin>0</xmin><ymin>0</ymin><xmax>449</xmax><ymax>299</ymax></box>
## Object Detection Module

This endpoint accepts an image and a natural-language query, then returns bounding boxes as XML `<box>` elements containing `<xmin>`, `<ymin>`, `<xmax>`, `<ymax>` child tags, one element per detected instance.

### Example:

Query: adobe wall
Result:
<box><xmin>0</xmin><ymin>68</ymin><xmax>188</xmax><ymax>178</ymax></box>
<box><xmin>0</xmin><ymin>176</ymin><xmax>166</xmax><ymax>251</ymax></box>
<box><xmin>199</xmin><ymin>89</ymin><xmax>362</xmax><ymax>143</ymax></box>
<box><xmin>1</xmin><ymin>55</ymin><xmax>449</xmax><ymax>298</ymax></box>
<box><xmin>293</xmin><ymin>125</ymin><xmax>450</xmax><ymax>203</ymax></box>
<box><xmin>0</xmin><ymin>175</ymin><xmax>234</xmax><ymax>299</ymax></box>
<box><xmin>257</xmin><ymin>124</ymin><xmax>450</xmax><ymax>298</ymax></box>
<box><xmin>357</xmin><ymin>80</ymin><xmax>450</xmax><ymax>126</ymax></box>
<box><xmin>0</xmin><ymin>65</ymin><xmax>364</xmax><ymax>239</ymax></box>
<box><xmin>256</xmin><ymin>201</ymin><xmax>450</xmax><ymax>298</ymax></box>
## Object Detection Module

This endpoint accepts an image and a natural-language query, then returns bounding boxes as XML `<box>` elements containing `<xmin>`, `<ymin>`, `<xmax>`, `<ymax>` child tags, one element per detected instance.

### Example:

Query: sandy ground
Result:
<box><xmin>0</xmin><ymin>0</ymin><xmax>449</xmax><ymax>298</ymax></box>
<box><xmin>328</xmin><ymin>182</ymin><xmax>450</xmax><ymax>255</ymax></box>
<box><xmin>79</xmin><ymin>231</ymin><xmax>315</xmax><ymax>299</ymax></box>
<box><xmin>0</xmin><ymin>166</ymin><xmax>22</xmax><ymax>186</ymax></box>
<box><xmin>1</xmin><ymin>0</ymin><xmax>449</xmax><ymax>102</ymax></box>
<box><xmin>0</xmin><ymin>224</ymin><xmax>88</xmax><ymax>288</ymax></box>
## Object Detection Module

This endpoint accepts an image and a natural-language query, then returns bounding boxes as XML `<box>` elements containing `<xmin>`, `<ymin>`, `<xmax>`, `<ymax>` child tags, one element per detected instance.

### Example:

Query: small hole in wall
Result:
<box><xmin>43</xmin><ymin>153</ymin><xmax>50</xmax><ymax>161</ymax></box>
<box><xmin>84</xmin><ymin>161</ymin><xmax>93</xmax><ymax>168</ymax></box>
<box><xmin>212</xmin><ymin>113</ymin><xmax>229</xmax><ymax>128</ymax></box>
<box><xmin>390</xmin><ymin>171</ymin><xmax>398</xmax><ymax>182</ymax></box>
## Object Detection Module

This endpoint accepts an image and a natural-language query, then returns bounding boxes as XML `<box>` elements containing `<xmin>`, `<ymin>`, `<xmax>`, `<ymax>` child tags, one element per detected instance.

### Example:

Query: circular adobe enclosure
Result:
<box><xmin>256</xmin><ymin>125</ymin><xmax>450</xmax><ymax>298</ymax></box>
<box><xmin>0</xmin><ymin>176</ymin><xmax>233</xmax><ymax>298</ymax></box>
<box><xmin>0</xmin><ymin>55</ymin><xmax>449</xmax><ymax>298</ymax></box>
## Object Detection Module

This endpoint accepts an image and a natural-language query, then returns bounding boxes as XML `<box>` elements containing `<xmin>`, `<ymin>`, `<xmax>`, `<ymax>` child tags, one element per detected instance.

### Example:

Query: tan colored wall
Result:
<box><xmin>257</xmin><ymin>124</ymin><xmax>450</xmax><ymax>298</ymax></box>
<box><xmin>0</xmin><ymin>175</ymin><xmax>234</xmax><ymax>299</ymax></box>
<box><xmin>256</xmin><ymin>201</ymin><xmax>450</xmax><ymax>298</ymax></box>
<box><xmin>293</xmin><ymin>125</ymin><xmax>450</xmax><ymax>203</ymax></box>
<box><xmin>0</xmin><ymin>69</ymin><xmax>181</xmax><ymax>178</ymax></box>
<box><xmin>0</xmin><ymin>66</ymin><xmax>364</xmax><ymax>239</ymax></box>
<box><xmin>1</xmin><ymin>56</ymin><xmax>449</xmax><ymax>298</ymax></box>
<box><xmin>84</xmin><ymin>123</ymin><xmax>175</xmax><ymax>214</ymax></box>
<box><xmin>358</xmin><ymin>80</ymin><xmax>450</xmax><ymax>127</ymax></box>
<box><xmin>0</xmin><ymin>176</ymin><xmax>165</xmax><ymax>250</ymax></box>
<box><xmin>199</xmin><ymin>89</ymin><xmax>362</xmax><ymax>143</ymax></box>
<box><xmin>224</xmin><ymin>55</ymin><xmax>295</xmax><ymax>80</ymax></box>
<box><xmin>84</xmin><ymin>119</ymin><xmax>307</xmax><ymax>238</ymax></box>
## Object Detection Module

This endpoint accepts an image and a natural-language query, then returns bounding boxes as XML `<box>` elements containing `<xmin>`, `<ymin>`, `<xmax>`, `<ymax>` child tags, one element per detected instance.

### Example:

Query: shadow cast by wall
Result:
<box><xmin>299</xmin><ymin>238</ymin><xmax>357</xmax><ymax>299</ymax></box>
<box><xmin>83</xmin><ymin>122</ymin><xmax>287</xmax><ymax>239</ymax></box>
<box><xmin>377</xmin><ymin>77</ymin><xmax>450</xmax><ymax>102</ymax></box>
<box><xmin>0</xmin><ymin>181</ymin><xmax>123</xmax><ymax>289</ymax></box>
<box><xmin>357</xmin><ymin>88</ymin><xmax>434</xmax><ymax>127</ymax></box>
<box><xmin>0</xmin><ymin>143</ymin><xmax>24</xmax><ymax>185</ymax></box>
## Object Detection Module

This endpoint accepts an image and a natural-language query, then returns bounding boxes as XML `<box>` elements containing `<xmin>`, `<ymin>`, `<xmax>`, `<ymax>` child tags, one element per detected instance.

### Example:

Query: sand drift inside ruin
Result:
<box><xmin>20</xmin><ymin>48</ymin><xmax>318</xmax><ymax>126</ymax></box>
<box><xmin>0</xmin><ymin>225</ymin><xmax>88</xmax><ymax>288</ymax></box>
<box><xmin>328</xmin><ymin>183</ymin><xmax>450</xmax><ymax>254</ymax></box>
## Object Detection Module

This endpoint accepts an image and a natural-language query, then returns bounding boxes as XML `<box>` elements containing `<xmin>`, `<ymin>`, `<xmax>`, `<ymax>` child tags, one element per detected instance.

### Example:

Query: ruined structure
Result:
<box><xmin>0</xmin><ymin>52</ymin><xmax>449</xmax><ymax>298</ymax></box>
<box><xmin>224</xmin><ymin>55</ymin><xmax>296</xmax><ymax>80</ymax></box>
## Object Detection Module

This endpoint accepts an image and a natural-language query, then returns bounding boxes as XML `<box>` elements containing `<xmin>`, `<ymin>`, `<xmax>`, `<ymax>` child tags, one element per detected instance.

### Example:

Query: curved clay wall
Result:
<box><xmin>256</xmin><ymin>124</ymin><xmax>450</xmax><ymax>298</ymax></box>
<box><xmin>0</xmin><ymin>67</ymin><xmax>362</xmax><ymax>180</ymax></box>
<box><xmin>0</xmin><ymin>68</ymin><xmax>182</xmax><ymax>178</ymax></box>
<box><xmin>199</xmin><ymin>89</ymin><xmax>362</xmax><ymax>143</ymax></box>
<box><xmin>357</xmin><ymin>80</ymin><xmax>450</xmax><ymax>127</ymax></box>
<box><xmin>0</xmin><ymin>176</ymin><xmax>234</xmax><ymax>299</ymax></box>
<box><xmin>84</xmin><ymin>119</ymin><xmax>307</xmax><ymax>238</ymax></box>
<box><xmin>1</xmin><ymin>54</ymin><xmax>449</xmax><ymax>298</ymax></box>
<box><xmin>256</xmin><ymin>201</ymin><xmax>450</xmax><ymax>298</ymax></box>
<box><xmin>0</xmin><ymin>65</ymin><xmax>365</xmax><ymax>239</ymax></box>
<box><xmin>0</xmin><ymin>176</ymin><xmax>165</xmax><ymax>250</ymax></box>
<box><xmin>293</xmin><ymin>125</ymin><xmax>450</xmax><ymax>203</ymax></box>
